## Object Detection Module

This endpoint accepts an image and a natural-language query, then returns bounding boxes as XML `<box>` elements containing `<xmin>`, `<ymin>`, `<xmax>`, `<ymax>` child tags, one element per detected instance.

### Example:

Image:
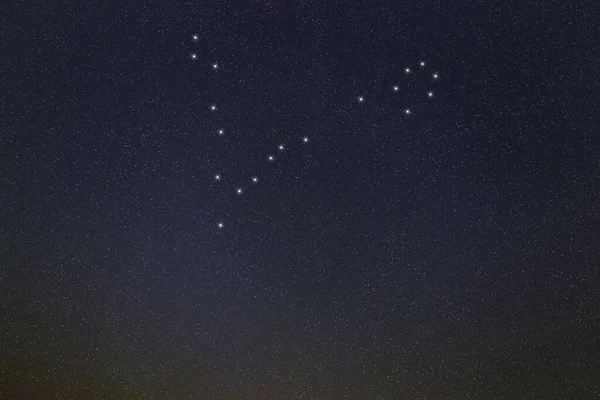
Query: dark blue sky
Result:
<box><xmin>1</xmin><ymin>1</ymin><xmax>599</xmax><ymax>398</ymax></box>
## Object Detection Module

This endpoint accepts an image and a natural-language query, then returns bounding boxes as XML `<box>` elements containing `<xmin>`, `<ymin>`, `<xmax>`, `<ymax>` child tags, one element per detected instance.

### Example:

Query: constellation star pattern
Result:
<box><xmin>187</xmin><ymin>36</ymin><xmax>443</xmax><ymax>230</ymax></box>
<box><xmin>5</xmin><ymin>4</ymin><xmax>595</xmax><ymax>399</ymax></box>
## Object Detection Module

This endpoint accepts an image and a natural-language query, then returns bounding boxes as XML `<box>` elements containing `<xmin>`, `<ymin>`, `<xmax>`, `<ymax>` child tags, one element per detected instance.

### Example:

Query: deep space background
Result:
<box><xmin>1</xmin><ymin>1</ymin><xmax>599</xmax><ymax>399</ymax></box>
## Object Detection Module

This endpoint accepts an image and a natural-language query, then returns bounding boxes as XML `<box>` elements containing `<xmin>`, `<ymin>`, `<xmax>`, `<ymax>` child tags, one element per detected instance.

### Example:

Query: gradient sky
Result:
<box><xmin>1</xmin><ymin>1</ymin><xmax>599</xmax><ymax>399</ymax></box>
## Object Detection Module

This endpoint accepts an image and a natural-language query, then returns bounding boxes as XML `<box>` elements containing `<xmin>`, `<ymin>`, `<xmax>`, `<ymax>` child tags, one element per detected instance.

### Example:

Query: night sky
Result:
<box><xmin>1</xmin><ymin>1</ymin><xmax>599</xmax><ymax>399</ymax></box>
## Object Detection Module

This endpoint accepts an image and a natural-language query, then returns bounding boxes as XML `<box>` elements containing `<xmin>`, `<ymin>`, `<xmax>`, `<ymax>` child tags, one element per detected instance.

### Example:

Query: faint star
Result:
<box><xmin>236</xmin><ymin>187</ymin><xmax>243</xmax><ymax>195</ymax></box>
<box><xmin>217</xmin><ymin>222</ymin><xmax>224</xmax><ymax>228</ymax></box>
<box><xmin>278</xmin><ymin>144</ymin><xmax>285</xmax><ymax>151</ymax></box>
<box><xmin>192</xmin><ymin>35</ymin><xmax>199</xmax><ymax>41</ymax></box>
<box><xmin>393</xmin><ymin>86</ymin><xmax>399</xmax><ymax>92</ymax></box>
<box><xmin>358</xmin><ymin>96</ymin><xmax>364</xmax><ymax>103</ymax></box>
<box><xmin>433</xmin><ymin>73</ymin><xmax>439</xmax><ymax>79</ymax></box>
<box><xmin>191</xmin><ymin>53</ymin><xmax>198</xmax><ymax>60</ymax></box>
<box><xmin>218</xmin><ymin>128</ymin><xmax>224</xmax><ymax>135</ymax></box>
<box><xmin>210</xmin><ymin>105</ymin><xmax>217</xmax><ymax>111</ymax></box>
<box><xmin>215</xmin><ymin>174</ymin><xmax>221</xmax><ymax>181</ymax></box>
<box><xmin>420</xmin><ymin>61</ymin><xmax>425</xmax><ymax>67</ymax></box>
<box><xmin>252</xmin><ymin>177</ymin><xmax>258</xmax><ymax>183</ymax></box>
<box><xmin>268</xmin><ymin>155</ymin><xmax>275</xmax><ymax>162</ymax></box>
<box><xmin>302</xmin><ymin>137</ymin><xmax>309</xmax><ymax>143</ymax></box>
<box><xmin>427</xmin><ymin>91</ymin><xmax>434</xmax><ymax>98</ymax></box>
<box><xmin>404</xmin><ymin>67</ymin><xmax>411</xmax><ymax>73</ymax></box>
<box><xmin>405</xmin><ymin>108</ymin><xmax>411</xmax><ymax>115</ymax></box>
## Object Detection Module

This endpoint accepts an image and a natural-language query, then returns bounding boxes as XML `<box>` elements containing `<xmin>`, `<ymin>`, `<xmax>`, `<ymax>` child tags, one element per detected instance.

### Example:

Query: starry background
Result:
<box><xmin>1</xmin><ymin>1</ymin><xmax>599</xmax><ymax>399</ymax></box>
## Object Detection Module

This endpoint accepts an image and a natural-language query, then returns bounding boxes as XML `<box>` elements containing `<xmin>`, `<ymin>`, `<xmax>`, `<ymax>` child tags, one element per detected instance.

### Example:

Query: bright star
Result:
<box><xmin>236</xmin><ymin>187</ymin><xmax>243</xmax><ymax>195</ymax></box>
<box><xmin>215</xmin><ymin>174</ymin><xmax>221</xmax><ymax>181</ymax></box>
<box><xmin>358</xmin><ymin>96</ymin><xmax>364</xmax><ymax>102</ymax></box>
<box><xmin>191</xmin><ymin>53</ymin><xmax>198</xmax><ymax>60</ymax></box>
<box><xmin>302</xmin><ymin>137</ymin><xmax>309</xmax><ymax>143</ymax></box>
<box><xmin>420</xmin><ymin>61</ymin><xmax>425</xmax><ymax>67</ymax></box>
<box><xmin>218</xmin><ymin>128</ymin><xmax>224</xmax><ymax>135</ymax></box>
<box><xmin>278</xmin><ymin>144</ymin><xmax>285</xmax><ymax>151</ymax></box>
<box><xmin>217</xmin><ymin>222</ymin><xmax>224</xmax><ymax>228</ymax></box>
<box><xmin>252</xmin><ymin>177</ymin><xmax>258</xmax><ymax>183</ymax></box>
<box><xmin>393</xmin><ymin>86</ymin><xmax>399</xmax><ymax>92</ymax></box>
<box><xmin>268</xmin><ymin>155</ymin><xmax>275</xmax><ymax>162</ymax></box>
<box><xmin>405</xmin><ymin>108</ymin><xmax>411</xmax><ymax>115</ymax></box>
<box><xmin>427</xmin><ymin>91</ymin><xmax>434</xmax><ymax>98</ymax></box>
<box><xmin>210</xmin><ymin>105</ymin><xmax>217</xmax><ymax>111</ymax></box>
<box><xmin>433</xmin><ymin>73</ymin><xmax>439</xmax><ymax>79</ymax></box>
<box><xmin>212</xmin><ymin>63</ymin><xmax>218</xmax><ymax>70</ymax></box>
<box><xmin>192</xmin><ymin>35</ymin><xmax>199</xmax><ymax>41</ymax></box>
<box><xmin>404</xmin><ymin>67</ymin><xmax>411</xmax><ymax>73</ymax></box>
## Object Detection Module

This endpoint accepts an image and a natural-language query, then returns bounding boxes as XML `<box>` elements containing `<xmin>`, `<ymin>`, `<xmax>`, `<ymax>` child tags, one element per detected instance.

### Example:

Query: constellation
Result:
<box><xmin>188</xmin><ymin>35</ymin><xmax>442</xmax><ymax>230</ymax></box>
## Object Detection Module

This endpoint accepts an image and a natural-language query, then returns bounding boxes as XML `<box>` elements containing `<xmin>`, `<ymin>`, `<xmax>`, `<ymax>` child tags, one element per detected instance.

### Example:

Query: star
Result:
<box><xmin>210</xmin><ymin>105</ymin><xmax>217</xmax><ymax>111</ymax></box>
<box><xmin>192</xmin><ymin>35</ymin><xmax>199</xmax><ymax>41</ymax></box>
<box><xmin>252</xmin><ymin>177</ymin><xmax>258</xmax><ymax>183</ymax></box>
<box><xmin>268</xmin><ymin>155</ymin><xmax>275</xmax><ymax>162</ymax></box>
<box><xmin>302</xmin><ymin>137</ymin><xmax>309</xmax><ymax>143</ymax></box>
<box><xmin>433</xmin><ymin>73</ymin><xmax>439</xmax><ymax>79</ymax></box>
<box><xmin>278</xmin><ymin>144</ymin><xmax>285</xmax><ymax>151</ymax></box>
<box><xmin>236</xmin><ymin>187</ymin><xmax>243</xmax><ymax>195</ymax></box>
<box><xmin>358</xmin><ymin>96</ymin><xmax>365</xmax><ymax>103</ymax></box>
<box><xmin>405</xmin><ymin>108</ymin><xmax>411</xmax><ymax>115</ymax></box>
<box><xmin>218</xmin><ymin>128</ymin><xmax>224</xmax><ymax>136</ymax></box>
<box><xmin>212</xmin><ymin>63</ymin><xmax>218</xmax><ymax>70</ymax></box>
<box><xmin>393</xmin><ymin>86</ymin><xmax>399</xmax><ymax>92</ymax></box>
<box><xmin>427</xmin><ymin>91</ymin><xmax>434</xmax><ymax>98</ymax></box>
<box><xmin>191</xmin><ymin>53</ymin><xmax>198</xmax><ymax>60</ymax></box>
<box><xmin>217</xmin><ymin>222</ymin><xmax>224</xmax><ymax>229</ymax></box>
<box><xmin>420</xmin><ymin>61</ymin><xmax>425</xmax><ymax>67</ymax></box>
<box><xmin>404</xmin><ymin>67</ymin><xmax>411</xmax><ymax>73</ymax></box>
<box><xmin>214</xmin><ymin>174</ymin><xmax>221</xmax><ymax>181</ymax></box>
